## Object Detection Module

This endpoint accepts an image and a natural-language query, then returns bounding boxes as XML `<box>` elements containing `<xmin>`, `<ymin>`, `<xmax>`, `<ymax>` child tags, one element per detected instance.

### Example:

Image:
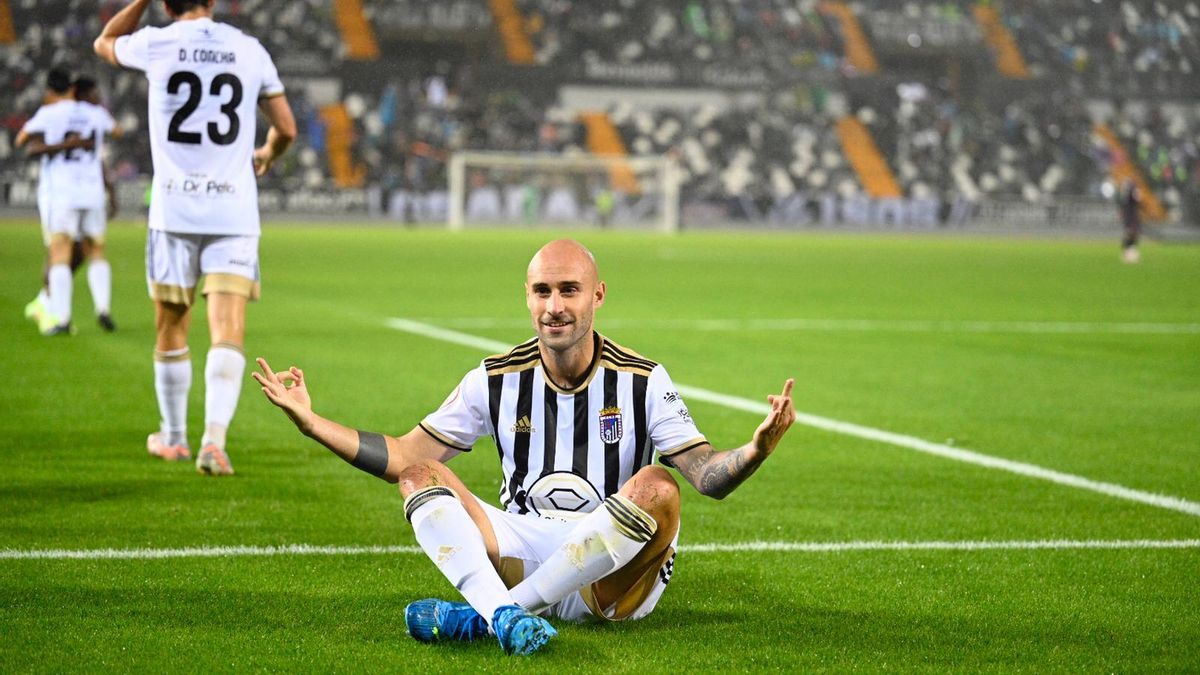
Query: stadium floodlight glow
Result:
<box><xmin>448</xmin><ymin>151</ymin><xmax>680</xmax><ymax>233</ymax></box>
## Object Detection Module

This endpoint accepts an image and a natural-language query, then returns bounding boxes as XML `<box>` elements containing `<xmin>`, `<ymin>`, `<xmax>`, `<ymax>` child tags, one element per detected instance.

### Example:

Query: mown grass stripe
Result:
<box><xmin>386</xmin><ymin>319</ymin><xmax>1200</xmax><ymax>518</ymax></box>
<box><xmin>4</xmin><ymin>540</ymin><xmax>1197</xmax><ymax>561</ymax></box>
<box><xmin>419</xmin><ymin>317</ymin><xmax>1200</xmax><ymax>335</ymax></box>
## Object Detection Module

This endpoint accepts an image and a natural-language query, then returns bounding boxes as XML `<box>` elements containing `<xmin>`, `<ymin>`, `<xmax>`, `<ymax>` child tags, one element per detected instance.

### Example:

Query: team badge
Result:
<box><xmin>598</xmin><ymin>406</ymin><xmax>623</xmax><ymax>444</ymax></box>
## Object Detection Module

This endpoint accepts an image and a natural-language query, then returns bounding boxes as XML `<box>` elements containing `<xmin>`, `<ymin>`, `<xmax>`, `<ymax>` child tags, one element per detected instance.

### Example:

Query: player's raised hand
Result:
<box><xmin>752</xmin><ymin>378</ymin><xmax>796</xmax><ymax>456</ymax></box>
<box><xmin>252</xmin><ymin>357</ymin><xmax>314</xmax><ymax>434</ymax></box>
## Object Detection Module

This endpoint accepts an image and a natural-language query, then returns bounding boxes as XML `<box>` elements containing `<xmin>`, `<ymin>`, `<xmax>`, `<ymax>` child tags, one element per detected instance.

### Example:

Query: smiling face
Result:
<box><xmin>525</xmin><ymin>240</ymin><xmax>605</xmax><ymax>354</ymax></box>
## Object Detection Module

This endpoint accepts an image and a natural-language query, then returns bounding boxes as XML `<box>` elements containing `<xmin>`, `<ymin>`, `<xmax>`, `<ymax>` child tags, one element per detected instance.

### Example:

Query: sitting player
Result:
<box><xmin>255</xmin><ymin>240</ymin><xmax>797</xmax><ymax>655</ymax></box>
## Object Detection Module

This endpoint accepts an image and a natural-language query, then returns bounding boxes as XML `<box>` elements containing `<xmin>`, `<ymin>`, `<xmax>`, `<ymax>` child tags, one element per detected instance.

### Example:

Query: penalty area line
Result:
<box><xmin>384</xmin><ymin>319</ymin><xmax>1200</xmax><ymax>519</ymax></box>
<box><xmin>3</xmin><ymin>540</ymin><xmax>1198</xmax><ymax>561</ymax></box>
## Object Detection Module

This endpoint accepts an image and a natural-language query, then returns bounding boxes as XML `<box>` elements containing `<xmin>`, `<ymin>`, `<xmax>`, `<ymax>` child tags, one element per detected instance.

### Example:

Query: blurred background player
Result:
<box><xmin>1118</xmin><ymin>179</ymin><xmax>1143</xmax><ymax>264</ymax></box>
<box><xmin>94</xmin><ymin>0</ymin><xmax>296</xmax><ymax>475</ymax></box>
<box><xmin>16</xmin><ymin>68</ymin><xmax>118</xmax><ymax>335</ymax></box>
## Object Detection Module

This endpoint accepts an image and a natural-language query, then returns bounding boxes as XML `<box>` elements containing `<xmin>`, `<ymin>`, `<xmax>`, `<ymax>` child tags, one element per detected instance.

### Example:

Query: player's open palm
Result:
<box><xmin>253</xmin><ymin>357</ymin><xmax>314</xmax><ymax>434</ymax></box>
<box><xmin>753</xmin><ymin>378</ymin><xmax>796</xmax><ymax>456</ymax></box>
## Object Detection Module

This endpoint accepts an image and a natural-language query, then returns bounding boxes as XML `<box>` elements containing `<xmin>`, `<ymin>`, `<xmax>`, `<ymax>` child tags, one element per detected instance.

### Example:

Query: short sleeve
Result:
<box><xmin>20</xmin><ymin>108</ymin><xmax>47</xmax><ymax>135</ymax></box>
<box><xmin>100</xmin><ymin>108</ymin><xmax>116</xmax><ymax>134</ymax></box>
<box><xmin>646</xmin><ymin>365</ymin><xmax>707</xmax><ymax>458</ymax></box>
<box><xmin>257</xmin><ymin>42</ymin><xmax>284</xmax><ymax>98</ymax></box>
<box><xmin>419</xmin><ymin>365</ymin><xmax>492</xmax><ymax>451</ymax></box>
<box><xmin>114</xmin><ymin>28</ymin><xmax>152</xmax><ymax>71</ymax></box>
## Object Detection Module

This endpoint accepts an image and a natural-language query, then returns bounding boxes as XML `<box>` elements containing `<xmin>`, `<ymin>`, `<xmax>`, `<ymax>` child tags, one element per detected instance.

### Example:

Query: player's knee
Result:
<box><xmin>397</xmin><ymin>459</ymin><xmax>447</xmax><ymax>498</ymax></box>
<box><xmin>622</xmin><ymin>466</ymin><xmax>679</xmax><ymax>516</ymax></box>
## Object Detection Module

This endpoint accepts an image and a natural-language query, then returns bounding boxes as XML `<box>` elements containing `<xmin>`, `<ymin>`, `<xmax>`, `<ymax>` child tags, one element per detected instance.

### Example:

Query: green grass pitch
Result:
<box><xmin>1</xmin><ymin>218</ymin><xmax>1198</xmax><ymax>672</ymax></box>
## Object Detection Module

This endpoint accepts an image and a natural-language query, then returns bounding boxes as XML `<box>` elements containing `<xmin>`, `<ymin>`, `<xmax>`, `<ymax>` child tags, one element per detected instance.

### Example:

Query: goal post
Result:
<box><xmin>447</xmin><ymin>151</ymin><xmax>680</xmax><ymax>233</ymax></box>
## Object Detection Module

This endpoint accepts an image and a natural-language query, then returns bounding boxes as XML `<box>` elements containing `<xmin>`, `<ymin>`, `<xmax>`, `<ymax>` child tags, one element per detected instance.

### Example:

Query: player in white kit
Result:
<box><xmin>16</xmin><ymin>70</ymin><xmax>119</xmax><ymax>335</ymax></box>
<box><xmin>95</xmin><ymin>0</ymin><xmax>296</xmax><ymax>475</ymax></box>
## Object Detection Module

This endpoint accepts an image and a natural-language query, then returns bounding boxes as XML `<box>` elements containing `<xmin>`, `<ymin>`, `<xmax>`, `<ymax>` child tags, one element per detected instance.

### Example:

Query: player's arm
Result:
<box><xmin>253</xmin><ymin>96</ymin><xmax>297</xmax><ymax>176</ymax></box>
<box><xmin>93</xmin><ymin>0</ymin><xmax>151</xmax><ymax>65</ymax></box>
<box><xmin>252</xmin><ymin>358</ymin><xmax>457</xmax><ymax>483</ymax></box>
<box><xmin>17</xmin><ymin>131</ymin><xmax>90</xmax><ymax>159</ymax></box>
<box><xmin>104</xmin><ymin>165</ymin><xmax>119</xmax><ymax>219</ymax></box>
<box><xmin>662</xmin><ymin>379</ymin><xmax>796</xmax><ymax>500</ymax></box>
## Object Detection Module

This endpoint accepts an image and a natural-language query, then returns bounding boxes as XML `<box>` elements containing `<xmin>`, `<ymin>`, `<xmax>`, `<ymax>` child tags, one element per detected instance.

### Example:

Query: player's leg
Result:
<box><xmin>82</xmin><ymin>210</ymin><xmax>115</xmax><ymax>330</ymax></box>
<box><xmin>508</xmin><ymin>465</ymin><xmax>679</xmax><ymax>618</ymax></box>
<box><xmin>42</xmin><ymin>204</ymin><xmax>79</xmax><ymax>334</ymax></box>
<box><xmin>194</xmin><ymin>234</ymin><xmax>259</xmax><ymax>476</ymax></box>
<box><xmin>26</xmin><ymin>201</ymin><xmax>54</xmax><ymax>327</ymax></box>
<box><xmin>198</xmin><ymin>290</ymin><xmax>246</xmax><ymax>476</ymax></box>
<box><xmin>147</xmin><ymin>230</ymin><xmax>198</xmax><ymax>460</ymax></box>
<box><xmin>400</xmin><ymin>460</ymin><xmax>556</xmax><ymax>654</ymax></box>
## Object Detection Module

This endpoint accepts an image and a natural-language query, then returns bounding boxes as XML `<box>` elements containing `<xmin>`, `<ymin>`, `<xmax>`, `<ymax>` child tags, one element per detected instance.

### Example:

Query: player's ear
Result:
<box><xmin>594</xmin><ymin>280</ymin><xmax>606</xmax><ymax>308</ymax></box>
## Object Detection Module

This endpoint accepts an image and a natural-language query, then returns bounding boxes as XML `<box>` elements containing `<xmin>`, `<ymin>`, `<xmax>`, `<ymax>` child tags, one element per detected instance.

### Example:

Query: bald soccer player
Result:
<box><xmin>254</xmin><ymin>240</ymin><xmax>797</xmax><ymax>656</ymax></box>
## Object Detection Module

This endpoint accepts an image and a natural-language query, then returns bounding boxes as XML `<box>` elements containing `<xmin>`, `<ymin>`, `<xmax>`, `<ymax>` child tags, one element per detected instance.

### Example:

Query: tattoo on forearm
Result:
<box><xmin>699</xmin><ymin>448</ymin><xmax>751</xmax><ymax>497</ymax></box>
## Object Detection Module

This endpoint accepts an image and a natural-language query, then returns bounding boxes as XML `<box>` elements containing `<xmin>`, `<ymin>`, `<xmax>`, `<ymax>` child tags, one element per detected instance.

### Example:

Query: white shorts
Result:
<box><xmin>42</xmin><ymin>204</ymin><xmax>106</xmax><ymax>246</ymax></box>
<box><xmin>479</xmin><ymin>501</ymin><xmax>678</xmax><ymax>623</ymax></box>
<box><xmin>145</xmin><ymin>230</ymin><xmax>261</xmax><ymax>306</ymax></box>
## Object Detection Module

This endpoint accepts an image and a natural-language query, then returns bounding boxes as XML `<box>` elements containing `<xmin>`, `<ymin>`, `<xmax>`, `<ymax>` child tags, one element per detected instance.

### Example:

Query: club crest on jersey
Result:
<box><xmin>598</xmin><ymin>406</ymin><xmax>623</xmax><ymax>444</ymax></box>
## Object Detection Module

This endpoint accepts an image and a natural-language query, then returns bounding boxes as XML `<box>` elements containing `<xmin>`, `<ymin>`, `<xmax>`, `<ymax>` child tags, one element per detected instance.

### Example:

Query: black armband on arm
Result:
<box><xmin>352</xmin><ymin>430</ymin><xmax>390</xmax><ymax>477</ymax></box>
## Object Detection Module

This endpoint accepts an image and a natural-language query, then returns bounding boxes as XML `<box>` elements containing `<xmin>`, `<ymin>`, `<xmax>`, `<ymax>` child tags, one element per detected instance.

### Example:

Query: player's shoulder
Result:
<box><xmin>598</xmin><ymin>334</ymin><xmax>659</xmax><ymax>376</ymax></box>
<box><xmin>483</xmin><ymin>337</ymin><xmax>540</xmax><ymax>375</ymax></box>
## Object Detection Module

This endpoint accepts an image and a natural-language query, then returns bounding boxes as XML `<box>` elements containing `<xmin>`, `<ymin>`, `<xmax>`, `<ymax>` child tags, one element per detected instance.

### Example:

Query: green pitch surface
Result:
<box><xmin>1</xmin><ymin>219</ymin><xmax>1198</xmax><ymax>672</ymax></box>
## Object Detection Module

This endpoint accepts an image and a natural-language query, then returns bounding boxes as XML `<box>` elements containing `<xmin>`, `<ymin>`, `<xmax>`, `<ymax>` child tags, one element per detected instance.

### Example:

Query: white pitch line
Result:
<box><xmin>416</xmin><ymin>317</ymin><xmax>1200</xmax><ymax>335</ymax></box>
<box><xmin>3</xmin><ymin>540</ymin><xmax>1198</xmax><ymax>561</ymax></box>
<box><xmin>384</xmin><ymin>319</ymin><xmax>1200</xmax><ymax>518</ymax></box>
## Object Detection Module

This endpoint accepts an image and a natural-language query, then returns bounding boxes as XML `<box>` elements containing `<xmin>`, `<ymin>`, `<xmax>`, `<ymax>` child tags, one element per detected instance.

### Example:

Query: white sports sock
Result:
<box><xmin>87</xmin><ymin>260</ymin><xmax>111</xmax><ymax>315</ymax></box>
<box><xmin>36</xmin><ymin>288</ymin><xmax>49</xmax><ymax>305</ymax></box>
<box><xmin>202</xmin><ymin>345</ymin><xmax>245</xmax><ymax>449</ymax></box>
<box><xmin>509</xmin><ymin>495</ymin><xmax>655</xmax><ymax>614</ymax></box>
<box><xmin>406</xmin><ymin>488</ymin><xmax>515</xmax><ymax>626</ymax></box>
<box><xmin>154</xmin><ymin>348</ymin><xmax>191</xmax><ymax>447</ymax></box>
<box><xmin>48</xmin><ymin>263</ymin><xmax>72</xmax><ymax>324</ymax></box>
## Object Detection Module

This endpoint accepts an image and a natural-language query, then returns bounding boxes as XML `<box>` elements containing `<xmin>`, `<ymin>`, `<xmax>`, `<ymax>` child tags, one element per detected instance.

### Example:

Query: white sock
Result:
<box><xmin>48</xmin><ymin>263</ymin><xmax>72</xmax><ymax>324</ymax></box>
<box><xmin>406</xmin><ymin>488</ymin><xmax>515</xmax><ymax>626</ymax></box>
<box><xmin>154</xmin><ymin>348</ymin><xmax>191</xmax><ymax>447</ymax></box>
<box><xmin>87</xmin><ymin>260</ymin><xmax>111</xmax><ymax>315</ymax></box>
<box><xmin>202</xmin><ymin>344</ymin><xmax>245</xmax><ymax>450</ymax></box>
<box><xmin>509</xmin><ymin>494</ymin><xmax>655</xmax><ymax>613</ymax></box>
<box><xmin>37</xmin><ymin>288</ymin><xmax>49</xmax><ymax>305</ymax></box>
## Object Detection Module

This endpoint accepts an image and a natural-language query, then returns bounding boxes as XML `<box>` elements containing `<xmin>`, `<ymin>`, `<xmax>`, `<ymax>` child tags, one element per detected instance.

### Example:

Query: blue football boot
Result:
<box><xmin>492</xmin><ymin>604</ymin><xmax>557</xmax><ymax>656</ymax></box>
<box><xmin>405</xmin><ymin>599</ymin><xmax>490</xmax><ymax>643</ymax></box>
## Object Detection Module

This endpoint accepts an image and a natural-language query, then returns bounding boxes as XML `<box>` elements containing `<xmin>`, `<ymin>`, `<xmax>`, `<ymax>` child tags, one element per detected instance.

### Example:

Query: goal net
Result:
<box><xmin>447</xmin><ymin>151</ymin><xmax>680</xmax><ymax>232</ymax></box>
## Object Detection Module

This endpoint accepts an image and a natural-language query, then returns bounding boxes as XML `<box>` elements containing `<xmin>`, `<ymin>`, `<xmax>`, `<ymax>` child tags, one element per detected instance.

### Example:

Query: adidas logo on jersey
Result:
<box><xmin>511</xmin><ymin>416</ymin><xmax>535</xmax><ymax>434</ymax></box>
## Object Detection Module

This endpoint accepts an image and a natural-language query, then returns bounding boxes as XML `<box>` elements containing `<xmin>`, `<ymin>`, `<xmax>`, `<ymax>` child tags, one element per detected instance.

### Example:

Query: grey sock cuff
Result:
<box><xmin>403</xmin><ymin>486</ymin><xmax>458</xmax><ymax>522</ymax></box>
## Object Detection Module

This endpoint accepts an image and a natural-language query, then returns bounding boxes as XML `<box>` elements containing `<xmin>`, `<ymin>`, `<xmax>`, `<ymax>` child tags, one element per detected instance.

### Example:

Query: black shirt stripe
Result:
<box><xmin>602</xmin><ymin>368</ymin><xmax>620</xmax><ymax>497</ymax></box>
<box><xmin>632</xmin><ymin>373</ymin><xmax>650</xmax><ymax>475</ymax></box>
<box><xmin>542</xmin><ymin>384</ymin><xmax>558</xmax><ymax>475</ymax></box>
<box><xmin>488</xmin><ymin>372</ymin><xmax>505</xmax><ymax>500</ymax></box>
<box><xmin>508</xmin><ymin>368</ymin><xmax>535</xmax><ymax>513</ymax></box>
<box><xmin>572</xmin><ymin>389</ymin><xmax>589</xmax><ymax>477</ymax></box>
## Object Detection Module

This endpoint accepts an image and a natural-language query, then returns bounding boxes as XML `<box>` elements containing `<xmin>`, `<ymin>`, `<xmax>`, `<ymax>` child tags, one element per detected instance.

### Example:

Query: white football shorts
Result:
<box><xmin>145</xmin><ymin>230</ymin><xmax>260</xmax><ymax>306</ymax></box>
<box><xmin>43</xmin><ymin>205</ymin><xmax>106</xmax><ymax>245</ymax></box>
<box><xmin>479</xmin><ymin>500</ymin><xmax>678</xmax><ymax>623</ymax></box>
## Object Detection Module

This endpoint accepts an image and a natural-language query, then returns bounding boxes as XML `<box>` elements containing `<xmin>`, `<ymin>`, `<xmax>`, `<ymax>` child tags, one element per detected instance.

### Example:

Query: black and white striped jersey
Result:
<box><xmin>420</xmin><ymin>332</ymin><xmax>706</xmax><ymax>515</ymax></box>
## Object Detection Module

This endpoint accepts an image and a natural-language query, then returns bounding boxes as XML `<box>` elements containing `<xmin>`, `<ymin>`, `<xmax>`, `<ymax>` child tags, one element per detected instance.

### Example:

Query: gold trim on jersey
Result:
<box><xmin>541</xmin><ymin>333</ymin><xmax>605</xmax><ymax>395</ymax></box>
<box><xmin>581</xmin><ymin>545</ymin><xmax>675</xmax><ymax>621</ymax></box>
<box><xmin>203</xmin><ymin>273</ymin><xmax>260</xmax><ymax>301</ymax></box>
<box><xmin>657</xmin><ymin>436</ymin><xmax>708</xmax><ymax>457</ymax></box>
<box><xmin>417</xmin><ymin>422</ymin><xmax>472</xmax><ymax>451</ymax></box>
<box><xmin>149</xmin><ymin>282</ymin><xmax>197</xmax><ymax>306</ymax></box>
<box><xmin>484</xmin><ymin>337</ymin><xmax>539</xmax><ymax>375</ymax></box>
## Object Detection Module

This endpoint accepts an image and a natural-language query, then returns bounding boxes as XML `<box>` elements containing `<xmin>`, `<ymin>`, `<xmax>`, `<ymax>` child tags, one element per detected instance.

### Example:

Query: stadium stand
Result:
<box><xmin>1</xmin><ymin>0</ymin><xmax>1198</xmax><ymax>226</ymax></box>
